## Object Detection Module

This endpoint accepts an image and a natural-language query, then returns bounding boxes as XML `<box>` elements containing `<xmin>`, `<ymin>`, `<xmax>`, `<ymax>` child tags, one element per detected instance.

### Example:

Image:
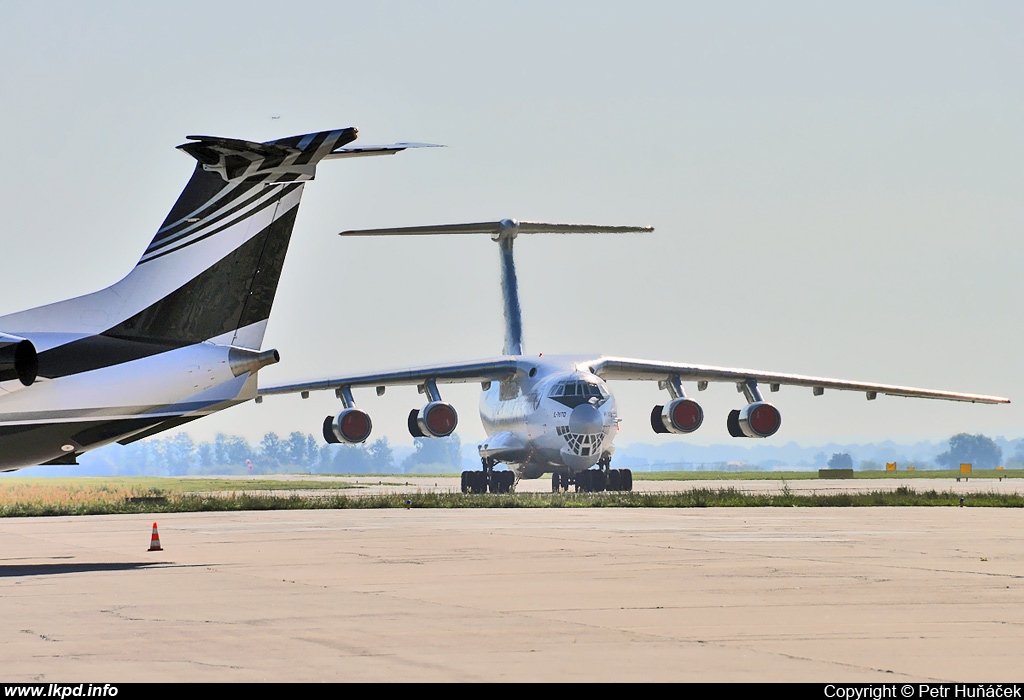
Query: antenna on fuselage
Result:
<box><xmin>338</xmin><ymin>219</ymin><xmax>653</xmax><ymax>356</ymax></box>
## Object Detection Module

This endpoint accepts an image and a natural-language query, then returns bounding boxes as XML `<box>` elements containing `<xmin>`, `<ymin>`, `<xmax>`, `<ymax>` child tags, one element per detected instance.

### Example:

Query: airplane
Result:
<box><xmin>257</xmin><ymin>218</ymin><xmax>1010</xmax><ymax>494</ymax></box>
<box><xmin>0</xmin><ymin>127</ymin><xmax>435</xmax><ymax>471</ymax></box>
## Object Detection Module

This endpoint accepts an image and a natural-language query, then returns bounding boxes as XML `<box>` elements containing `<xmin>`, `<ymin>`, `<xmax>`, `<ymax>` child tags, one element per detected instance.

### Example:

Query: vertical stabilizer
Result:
<box><xmin>498</xmin><ymin>236</ymin><xmax>524</xmax><ymax>356</ymax></box>
<box><xmin>106</xmin><ymin>128</ymin><xmax>362</xmax><ymax>350</ymax></box>
<box><xmin>0</xmin><ymin>129</ymin><xmax>359</xmax><ymax>375</ymax></box>
<box><xmin>497</xmin><ymin>235</ymin><xmax>524</xmax><ymax>356</ymax></box>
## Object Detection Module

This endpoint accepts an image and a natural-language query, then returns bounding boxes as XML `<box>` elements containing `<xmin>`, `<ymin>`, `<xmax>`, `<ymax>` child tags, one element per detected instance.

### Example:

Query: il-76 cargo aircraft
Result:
<box><xmin>0</xmin><ymin>127</ymin><xmax>433</xmax><ymax>471</ymax></box>
<box><xmin>258</xmin><ymin>219</ymin><xmax>1010</xmax><ymax>493</ymax></box>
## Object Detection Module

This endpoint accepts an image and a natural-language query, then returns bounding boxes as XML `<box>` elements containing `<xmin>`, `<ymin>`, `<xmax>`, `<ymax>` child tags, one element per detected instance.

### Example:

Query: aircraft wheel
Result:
<box><xmin>467</xmin><ymin>471</ymin><xmax>485</xmax><ymax>494</ymax></box>
<box><xmin>490</xmin><ymin>471</ymin><xmax>509</xmax><ymax>494</ymax></box>
<box><xmin>461</xmin><ymin>471</ymin><xmax>471</xmax><ymax>494</ymax></box>
<box><xmin>607</xmin><ymin>469</ymin><xmax>622</xmax><ymax>491</ymax></box>
<box><xmin>621</xmin><ymin>469</ymin><xmax>633</xmax><ymax>492</ymax></box>
<box><xmin>590</xmin><ymin>469</ymin><xmax>606</xmax><ymax>493</ymax></box>
<box><xmin>551</xmin><ymin>473</ymin><xmax>560</xmax><ymax>492</ymax></box>
<box><xmin>575</xmin><ymin>470</ymin><xmax>590</xmax><ymax>492</ymax></box>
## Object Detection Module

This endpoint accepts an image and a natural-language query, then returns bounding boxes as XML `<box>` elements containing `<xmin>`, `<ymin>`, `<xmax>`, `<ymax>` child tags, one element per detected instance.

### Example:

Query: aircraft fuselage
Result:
<box><xmin>478</xmin><ymin>355</ymin><xmax>618</xmax><ymax>479</ymax></box>
<box><xmin>0</xmin><ymin>340</ymin><xmax>277</xmax><ymax>470</ymax></box>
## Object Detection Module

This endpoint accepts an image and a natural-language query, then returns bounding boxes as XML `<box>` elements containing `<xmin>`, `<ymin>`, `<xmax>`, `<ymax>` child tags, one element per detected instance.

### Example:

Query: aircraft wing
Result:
<box><xmin>258</xmin><ymin>358</ymin><xmax>521</xmax><ymax>397</ymax></box>
<box><xmin>587</xmin><ymin>357</ymin><xmax>1010</xmax><ymax>404</ymax></box>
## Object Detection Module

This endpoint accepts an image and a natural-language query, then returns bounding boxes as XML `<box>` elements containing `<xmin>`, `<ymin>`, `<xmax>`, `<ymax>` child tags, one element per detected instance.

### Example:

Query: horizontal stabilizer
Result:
<box><xmin>178</xmin><ymin>128</ymin><xmax>361</xmax><ymax>183</ymax></box>
<box><xmin>324</xmin><ymin>142</ymin><xmax>444</xmax><ymax>159</ymax></box>
<box><xmin>340</xmin><ymin>218</ymin><xmax>652</xmax><ymax>241</ymax></box>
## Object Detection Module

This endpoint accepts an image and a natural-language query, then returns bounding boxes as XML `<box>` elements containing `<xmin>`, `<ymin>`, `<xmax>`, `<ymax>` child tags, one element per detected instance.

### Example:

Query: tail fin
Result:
<box><xmin>103</xmin><ymin>129</ymin><xmax>363</xmax><ymax>349</ymax></box>
<box><xmin>338</xmin><ymin>219</ymin><xmax>652</xmax><ymax>356</ymax></box>
<box><xmin>0</xmin><ymin>129</ymin><xmax>441</xmax><ymax>378</ymax></box>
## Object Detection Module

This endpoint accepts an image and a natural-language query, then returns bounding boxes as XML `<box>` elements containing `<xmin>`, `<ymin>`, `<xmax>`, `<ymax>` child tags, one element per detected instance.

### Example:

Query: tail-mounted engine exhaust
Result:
<box><xmin>651</xmin><ymin>376</ymin><xmax>704</xmax><ymax>434</ymax></box>
<box><xmin>322</xmin><ymin>386</ymin><xmax>373</xmax><ymax>444</ymax></box>
<box><xmin>408</xmin><ymin>379</ymin><xmax>459</xmax><ymax>438</ymax></box>
<box><xmin>228</xmin><ymin>347</ymin><xmax>280</xmax><ymax>377</ymax></box>
<box><xmin>728</xmin><ymin>380</ymin><xmax>782</xmax><ymax>438</ymax></box>
<box><xmin>0</xmin><ymin>333</ymin><xmax>38</xmax><ymax>386</ymax></box>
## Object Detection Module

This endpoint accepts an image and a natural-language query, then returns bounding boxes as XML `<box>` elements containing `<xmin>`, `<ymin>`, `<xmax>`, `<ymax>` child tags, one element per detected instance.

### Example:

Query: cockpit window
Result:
<box><xmin>548</xmin><ymin>381</ymin><xmax>606</xmax><ymax>401</ymax></box>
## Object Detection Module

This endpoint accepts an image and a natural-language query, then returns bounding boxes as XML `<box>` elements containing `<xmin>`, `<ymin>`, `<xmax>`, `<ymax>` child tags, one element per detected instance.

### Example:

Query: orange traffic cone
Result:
<box><xmin>148</xmin><ymin>522</ymin><xmax>163</xmax><ymax>551</ymax></box>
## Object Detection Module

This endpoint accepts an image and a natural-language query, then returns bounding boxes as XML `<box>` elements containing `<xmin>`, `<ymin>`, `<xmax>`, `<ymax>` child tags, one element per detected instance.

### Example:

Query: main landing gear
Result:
<box><xmin>552</xmin><ymin>455</ymin><xmax>633</xmax><ymax>493</ymax></box>
<box><xmin>461</xmin><ymin>458</ymin><xmax>516</xmax><ymax>494</ymax></box>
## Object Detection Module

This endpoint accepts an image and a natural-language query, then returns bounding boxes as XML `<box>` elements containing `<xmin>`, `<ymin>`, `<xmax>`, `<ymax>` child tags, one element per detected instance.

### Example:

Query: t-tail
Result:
<box><xmin>338</xmin><ymin>219</ymin><xmax>652</xmax><ymax>356</ymax></box>
<box><xmin>0</xmin><ymin>128</ymin><xmax>437</xmax><ymax>470</ymax></box>
<box><xmin>1</xmin><ymin>130</ymin><xmax>438</xmax><ymax>377</ymax></box>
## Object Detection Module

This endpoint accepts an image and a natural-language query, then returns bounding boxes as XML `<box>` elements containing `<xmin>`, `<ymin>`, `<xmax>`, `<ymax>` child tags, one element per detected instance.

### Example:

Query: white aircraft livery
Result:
<box><xmin>0</xmin><ymin>127</ymin><xmax>434</xmax><ymax>471</ymax></box>
<box><xmin>259</xmin><ymin>219</ymin><xmax>1010</xmax><ymax>494</ymax></box>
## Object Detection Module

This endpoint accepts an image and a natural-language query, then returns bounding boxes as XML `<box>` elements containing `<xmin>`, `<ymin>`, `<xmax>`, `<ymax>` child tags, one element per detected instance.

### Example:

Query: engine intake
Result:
<box><xmin>322</xmin><ymin>408</ymin><xmax>373</xmax><ymax>444</ymax></box>
<box><xmin>727</xmin><ymin>402</ymin><xmax>782</xmax><ymax>438</ymax></box>
<box><xmin>409</xmin><ymin>401</ymin><xmax>458</xmax><ymax>438</ymax></box>
<box><xmin>0</xmin><ymin>333</ymin><xmax>37</xmax><ymax>386</ymax></box>
<box><xmin>651</xmin><ymin>398</ymin><xmax>704</xmax><ymax>434</ymax></box>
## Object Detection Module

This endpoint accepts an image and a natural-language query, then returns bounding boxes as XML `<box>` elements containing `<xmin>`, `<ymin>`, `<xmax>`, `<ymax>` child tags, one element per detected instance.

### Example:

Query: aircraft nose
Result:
<box><xmin>569</xmin><ymin>403</ymin><xmax>603</xmax><ymax>434</ymax></box>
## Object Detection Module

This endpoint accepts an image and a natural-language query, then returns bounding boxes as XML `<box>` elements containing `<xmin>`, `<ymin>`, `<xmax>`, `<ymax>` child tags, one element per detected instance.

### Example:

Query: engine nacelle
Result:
<box><xmin>727</xmin><ymin>402</ymin><xmax>782</xmax><ymax>438</ymax></box>
<box><xmin>651</xmin><ymin>398</ymin><xmax>704</xmax><ymax>434</ymax></box>
<box><xmin>0</xmin><ymin>333</ymin><xmax>38</xmax><ymax>386</ymax></box>
<box><xmin>322</xmin><ymin>408</ymin><xmax>373</xmax><ymax>444</ymax></box>
<box><xmin>408</xmin><ymin>401</ymin><xmax>458</xmax><ymax>438</ymax></box>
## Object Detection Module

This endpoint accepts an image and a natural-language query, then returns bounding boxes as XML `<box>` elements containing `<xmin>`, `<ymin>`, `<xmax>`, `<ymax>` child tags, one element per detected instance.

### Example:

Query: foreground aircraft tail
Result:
<box><xmin>0</xmin><ymin>128</ymin><xmax>437</xmax><ymax>470</ymax></box>
<box><xmin>1</xmin><ymin>130</ymin><xmax>435</xmax><ymax>378</ymax></box>
<box><xmin>339</xmin><ymin>219</ymin><xmax>652</xmax><ymax>356</ymax></box>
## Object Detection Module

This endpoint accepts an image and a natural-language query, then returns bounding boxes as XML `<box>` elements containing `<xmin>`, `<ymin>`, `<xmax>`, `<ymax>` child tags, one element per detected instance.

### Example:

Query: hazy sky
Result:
<box><xmin>0</xmin><ymin>1</ymin><xmax>1020</xmax><ymax>449</ymax></box>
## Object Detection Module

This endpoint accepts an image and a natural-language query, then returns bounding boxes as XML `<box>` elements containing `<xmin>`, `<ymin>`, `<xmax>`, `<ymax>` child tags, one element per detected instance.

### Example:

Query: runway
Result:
<box><xmin>2</xmin><ymin>499</ymin><xmax>1022</xmax><ymax>682</ymax></box>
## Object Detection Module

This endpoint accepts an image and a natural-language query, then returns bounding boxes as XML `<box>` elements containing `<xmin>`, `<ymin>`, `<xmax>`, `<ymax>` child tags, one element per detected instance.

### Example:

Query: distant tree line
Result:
<box><xmin>827</xmin><ymin>453</ymin><xmax>854</xmax><ymax>470</ymax></box>
<box><xmin>72</xmin><ymin>429</ymin><xmax>1022</xmax><ymax>477</ymax></box>
<box><xmin>81</xmin><ymin>431</ymin><xmax>464</xmax><ymax>476</ymax></box>
<box><xmin>826</xmin><ymin>433</ymin><xmax>1015</xmax><ymax>472</ymax></box>
<box><xmin>934</xmin><ymin>433</ymin><xmax>1003</xmax><ymax>470</ymax></box>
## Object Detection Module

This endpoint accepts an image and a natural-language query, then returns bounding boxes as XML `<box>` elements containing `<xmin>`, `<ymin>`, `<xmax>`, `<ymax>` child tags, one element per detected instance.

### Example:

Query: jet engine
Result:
<box><xmin>0</xmin><ymin>333</ymin><xmax>38</xmax><ymax>386</ymax></box>
<box><xmin>651</xmin><ymin>398</ymin><xmax>704</xmax><ymax>434</ymax></box>
<box><xmin>322</xmin><ymin>408</ymin><xmax>373</xmax><ymax>444</ymax></box>
<box><xmin>727</xmin><ymin>402</ymin><xmax>782</xmax><ymax>438</ymax></box>
<box><xmin>408</xmin><ymin>401</ymin><xmax>458</xmax><ymax>438</ymax></box>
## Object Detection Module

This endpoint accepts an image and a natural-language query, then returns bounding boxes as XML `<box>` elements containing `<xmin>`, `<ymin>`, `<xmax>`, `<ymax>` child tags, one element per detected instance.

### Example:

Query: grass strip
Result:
<box><xmin>1</xmin><ymin>485</ymin><xmax>1021</xmax><ymax>517</ymax></box>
